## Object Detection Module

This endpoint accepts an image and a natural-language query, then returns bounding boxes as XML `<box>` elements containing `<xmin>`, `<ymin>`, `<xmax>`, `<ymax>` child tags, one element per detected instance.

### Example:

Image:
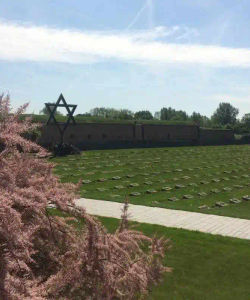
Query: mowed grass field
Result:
<box><xmin>48</xmin><ymin>208</ymin><xmax>250</xmax><ymax>300</ymax></box>
<box><xmin>52</xmin><ymin>145</ymin><xmax>250</xmax><ymax>219</ymax></box>
<box><xmin>100</xmin><ymin>217</ymin><xmax>250</xmax><ymax>300</ymax></box>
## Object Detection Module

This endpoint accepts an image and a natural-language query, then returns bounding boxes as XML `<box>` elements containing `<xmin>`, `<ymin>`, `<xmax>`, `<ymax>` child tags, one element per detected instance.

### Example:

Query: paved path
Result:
<box><xmin>75</xmin><ymin>198</ymin><xmax>250</xmax><ymax>240</ymax></box>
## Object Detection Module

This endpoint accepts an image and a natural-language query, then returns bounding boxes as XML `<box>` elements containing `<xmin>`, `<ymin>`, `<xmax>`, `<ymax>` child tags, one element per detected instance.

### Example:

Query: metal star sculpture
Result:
<box><xmin>45</xmin><ymin>93</ymin><xmax>77</xmax><ymax>144</ymax></box>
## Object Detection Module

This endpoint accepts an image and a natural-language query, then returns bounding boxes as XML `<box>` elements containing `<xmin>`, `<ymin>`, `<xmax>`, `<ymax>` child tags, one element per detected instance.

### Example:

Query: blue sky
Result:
<box><xmin>0</xmin><ymin>0</ymin><xmax>250</xmax><ymax>117</ymax></box>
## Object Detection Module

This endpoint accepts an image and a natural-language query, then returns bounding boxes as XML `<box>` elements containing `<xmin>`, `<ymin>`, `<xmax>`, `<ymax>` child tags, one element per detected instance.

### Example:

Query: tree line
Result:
<box><xmin>41</xmin><ymin>102</ymin><xmax>250</xmax><ymax>133</ymax></box>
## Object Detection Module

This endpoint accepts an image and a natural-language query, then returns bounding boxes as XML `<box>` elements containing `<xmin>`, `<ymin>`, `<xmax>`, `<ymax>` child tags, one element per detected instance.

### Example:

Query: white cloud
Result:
<box><xmin>1</xmin><ymin>21</ymin><xmax>250</xmax><ymax>67</ymax></box>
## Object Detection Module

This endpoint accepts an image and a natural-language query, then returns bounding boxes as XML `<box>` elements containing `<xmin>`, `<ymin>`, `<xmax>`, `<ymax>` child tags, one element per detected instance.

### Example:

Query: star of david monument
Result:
<box><xmin>45</xmin><ymin>93</ymin><xmax>77</xmax><ymax>155</ymax></box>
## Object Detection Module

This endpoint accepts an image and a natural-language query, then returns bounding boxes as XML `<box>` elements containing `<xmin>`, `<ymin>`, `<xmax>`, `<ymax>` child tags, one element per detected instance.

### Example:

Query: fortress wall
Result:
<box><xmin>39</xmin><ymin>123</ymin><xmax>135</xmax><ymax>148</ymax></box>
<box><xmin>64</xmin><ymin>123</ymin><xmax>135</xmax><ymax>144</ymax></box>
<box><xmin>135</xmin><ymin>124</ymin><xmax>143</xmax><ymax>141</ymax></box>
<box><xmin>142</xmin><ymin>124</ymin><xmax>199</xmax><ymax>142</ymax></box>
<box><xmin>199</xmin><ymin>128</ymin><xmax>234</xmax><ymax>145</ymax></box>
<box><xmin>39</xmin><ymin>125</ymin><xmax>61</xmax><ymax>145</ymax></box>
<box><xmin>39</xmin><ymin>123</ymin><xmax>234</xmax><ymax>149</ymax></box>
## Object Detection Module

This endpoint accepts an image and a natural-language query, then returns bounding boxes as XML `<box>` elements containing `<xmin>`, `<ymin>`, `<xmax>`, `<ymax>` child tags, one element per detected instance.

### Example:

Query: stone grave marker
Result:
<box><xmin>129</xmin><ymin>183</ymin><xmax>139</xmax><ymax>187</ymax></box>
<box><xmin>242</xmin><ymin>174</ymin><xmax>249</xmax><ymax>178</ymax></box>
<box><xmin>112</xmin><ymin>176</ymin><xmax>121</xmax><ymax>180</ymax></box>
<box><xmin>82</xmin><ymin>179</ymin><xmax>92</xmax><ymax>184</ymax></box>
<box><xmin>126</xmin><ymin>174</ymin><xmax>134</xmax><ymax>178</ymax></box>
<box><xmin>200</xmin><ymin>180</ymin><xmax>209</xmax><ymax>185</ymax></box>
<box><xmin>114</xmin><ymin>185</ymin><xmax>125</xmax><ymax>190</ymax></box>
<box><xmin>86</xmin><ymin>171</ymin><xmax>95</xmax><ymax>175</ymax></box>
<box><xmin>197</xmin><ymin>192</ymin><xmax>207</xmax><ymax>197</ymax></box>
<box><xmin>161</xmin><ymin>186</ymin><xmax>172</xmax><ymax>191</ymax></box>
<box><xmin>97</xmin><ymin>188</ymin><xmax>106</xmax><ymax>192</ymax></box>
<box><xmin>212</xmin><ymin>178</ymin><xmax>220</xmax><ymax>182</ymax></box>
<box><xmin>130</xmin><ymin>192</ymin><xmax>141</xmax><ymax>196</ymax></box>
<box><xmin>223</xmin><ymin>187</ymin><xmax>232</xmax><ymax>192</ymax></box>
<box><xmin>98</xmin><ymin>178</ymin><xmax>107</xmax><ymax>182</ymax></box>
<box><xmin>215</xmin><ymin>201</ymin><xmax>228</xmax><ymax>207</ymax></box>
<box><xmin>211</xmin><ymin>189</ymin><xmax>220</xmax><ymax>193</ymax></box>
<box><xmin>146</xmin><ymin>189</ymin><xmax>157</xmax><ymax>194</ymax></box>
<box><xmin>168</xmin><ymin>197</ymin><xmax>179</xmax><ymax>202</ymax></box>
<box><xmin>229</xmin><ymin>198</ymin><xmax>241</xmax><ymax>204</ymax></box>
<box><xmin>233</xmin><ymin>184</ymin><xmax>243</xmax><ymax>189</ymax></box>
<box><xmin>199</xmin><ymin>205</ymin><xmax>209</xmax><ymax>209</ymax></box>
<box><xmin>175</xmin><ymin>184</ymin><xmax>185</xmax><ymax>189</ymax></box>
<box><xmin>183</xmin><ymin>194</ymin><xmax>193</xmax><ymax>199</ymax></box>
<box><xmin>152</xmin><ymin>171</ymin><xmax>160</xmax><ymax>175</ymax></box>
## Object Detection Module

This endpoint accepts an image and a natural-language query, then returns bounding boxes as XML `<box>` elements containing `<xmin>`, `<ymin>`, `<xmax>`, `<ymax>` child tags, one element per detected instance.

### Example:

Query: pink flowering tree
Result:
<box><xmin>0</xmin><ymin>94</ymin><xmax>171</xmax><ymax>300</ymax></box>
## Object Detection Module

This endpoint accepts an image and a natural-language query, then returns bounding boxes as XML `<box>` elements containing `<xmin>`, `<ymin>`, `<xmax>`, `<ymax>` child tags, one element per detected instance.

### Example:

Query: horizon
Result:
<box><xmin>26</xmin><ymin>95</ymin><xmax>243</xmax><ymax>121</ymax></box>
<box><xmin>0</xmin><ymin>0</ymin><xmax>250</xmax><ymax>117</ymax></box>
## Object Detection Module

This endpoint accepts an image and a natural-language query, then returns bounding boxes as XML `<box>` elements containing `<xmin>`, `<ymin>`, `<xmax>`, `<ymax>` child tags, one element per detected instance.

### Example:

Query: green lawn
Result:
<box><xmin>100</xmin><ymin>217</ymin><xmax>250</xmax><ymax>300</ymax></box>
<box><xmin>48</xmin><ymin>208</ymin><xmax>250</xmax><ymax>300</ymax></box>
<box><xmin>52</xmin><ymin>145</ymin><xmax>250</xmax><ymax>219</ymax></box>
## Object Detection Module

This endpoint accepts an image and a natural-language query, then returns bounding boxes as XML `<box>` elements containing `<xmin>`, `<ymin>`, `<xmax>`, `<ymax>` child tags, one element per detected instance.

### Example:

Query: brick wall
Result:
<box><xmin>199</xmin><ymin>128</ymin><xmax>234</xmax><ymax>145</ymax></box>
<box><xmin>39</xmin><ymin>123</ymin><xmax>234</xmax><ymax>149</ymax></box>
<box><xmin>142</xmin><ymin>124</ymin><xmax>199</xmax><ymax>142</ymax></box>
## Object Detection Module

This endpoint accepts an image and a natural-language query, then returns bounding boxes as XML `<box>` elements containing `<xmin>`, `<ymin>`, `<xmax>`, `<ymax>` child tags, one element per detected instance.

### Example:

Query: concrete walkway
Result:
<box><xmin>75</xmin><ymin>198</ymin><xmax>250</xmax><ymax>240</ymax></box>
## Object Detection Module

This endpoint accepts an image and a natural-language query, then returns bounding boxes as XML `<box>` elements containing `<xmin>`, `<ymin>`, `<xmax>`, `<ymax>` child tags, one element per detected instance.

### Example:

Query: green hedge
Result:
<box><xmin>20</xmin><ymin>114</ymin><xmax>195</xmax><ymax>126</ymax></box>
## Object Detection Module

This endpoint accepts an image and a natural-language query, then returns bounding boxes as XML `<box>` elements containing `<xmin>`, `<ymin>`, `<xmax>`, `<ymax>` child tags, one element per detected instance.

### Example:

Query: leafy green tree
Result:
<box><xmin>211</xmin><ymin>102</ymin><xmax>239</xmax><ymax>126</ymax></box>
<box><xmin>40</xmin><ymin>103</ymin><xmax>63</xmax><ymax>116</ymax></box>
<box><xmin>90</xmin><ymin>107</ymin><xmax>107</xmax><ymax>117</ymax></box>
<box><xmin>160</xmin><ymin>107</ymin><xmax>188</xmax><ymax>121</ymax></box>
<box><xmin>190</xmin><ymin>112</ymin><xmax>203</xmax><ymax>125</ymax></box>
<box><xmin>160</xmin><ymin>107</ymin><xmax>175</xmax><ymax>120</ymax></box>
<box><xmin>171</xmin><ymin>110</ymin><xmax>188</xmax><ymax>121</ymax></box>
<box><xmin>201</xmin><ymin>116</ymin><xmax>213</xmax><ymax>128</ymax></box>
<box><xmin>190</xmin><ymin>112</ymin><xmax>212</xmax><ymax>127</ymax></box>
<box><xmin>134</xmin><ymin>110</ymin><xmax>153</xmax><ymax>120</ymax></box>
<box><xmin>90</xmin><ymin>107</ymin><xmax>134</xmax><ymax>120</ymax></box>
<box><xmin>154</xmin><ymin>111</ymin><xmax>161</xmax><ymax>120</ymax></box>
<box><xmin>241</xmin><ymin>113</ymin><xmax>250</xmax><ymax>130</ymax></box>
<box><xmin>117</xmin><ymin>109</ymin><xmax>134</xmax><ymax>120</ymax></box>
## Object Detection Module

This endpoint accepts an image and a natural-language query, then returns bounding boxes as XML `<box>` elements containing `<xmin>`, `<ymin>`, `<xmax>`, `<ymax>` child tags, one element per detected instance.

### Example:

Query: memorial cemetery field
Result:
<box><xmin>53</xmin><ymin>144</ymin><xmax>250</xmax><ymax>219</ymax></box>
